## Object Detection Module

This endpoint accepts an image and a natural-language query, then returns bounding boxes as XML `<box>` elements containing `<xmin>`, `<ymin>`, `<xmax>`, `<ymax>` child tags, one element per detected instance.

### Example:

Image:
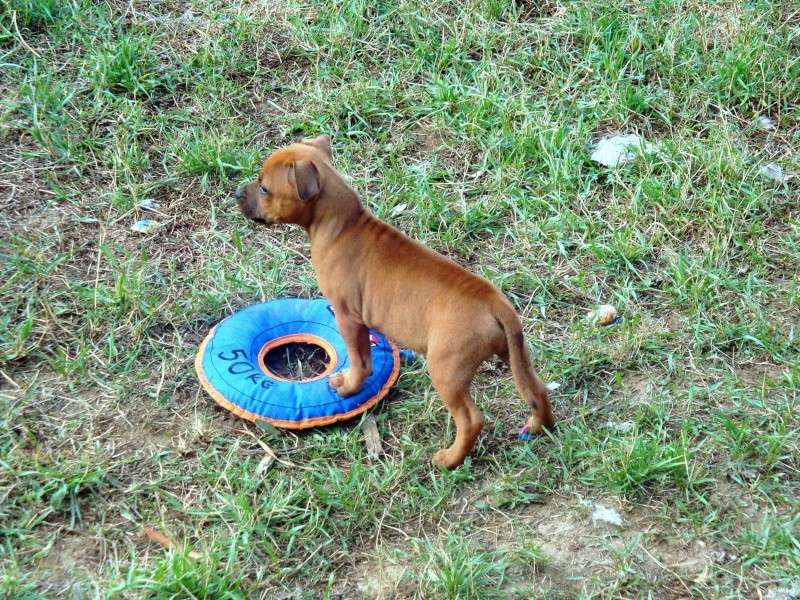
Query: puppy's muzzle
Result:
<box><xmin>235</xmin><ymin>186</ymin><xmax>270</xmax><ymax>225</ymax></box>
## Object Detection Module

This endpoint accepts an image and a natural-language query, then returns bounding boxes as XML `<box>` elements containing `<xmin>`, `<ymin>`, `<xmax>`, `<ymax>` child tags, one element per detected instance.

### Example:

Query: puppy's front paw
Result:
<box><xmin>328</xmin><ymin>369</ymin><xmax>362</xmax><ymax>397</ymax></box>
<box><xmin>432</xmin><ymin>448</ymin><xmax>462</xmax><ymax>470</ymax></box>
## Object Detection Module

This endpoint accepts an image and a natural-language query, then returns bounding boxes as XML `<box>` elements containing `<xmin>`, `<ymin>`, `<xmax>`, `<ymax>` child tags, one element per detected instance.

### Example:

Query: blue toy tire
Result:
<box><xmin>195</xmin><ymin>299</ymin><xmax>400</xmax><ymax>428</ymax></box>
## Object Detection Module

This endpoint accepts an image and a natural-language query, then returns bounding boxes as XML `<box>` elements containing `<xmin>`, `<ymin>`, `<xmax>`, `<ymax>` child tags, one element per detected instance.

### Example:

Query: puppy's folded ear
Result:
<box><xmin>302</xmin><ymin>135</ymin><xmax>332</xmax><ymax>159</ymax></box>
<box><xmin>288</xmin><ymin>159</ymin><xmax>320</xmax><ymax>202</ymax></box>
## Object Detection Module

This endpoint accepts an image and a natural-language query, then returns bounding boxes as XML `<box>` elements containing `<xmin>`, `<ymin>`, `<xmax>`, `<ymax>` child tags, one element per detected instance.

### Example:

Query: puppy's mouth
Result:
<box><xmin>244</xmin><ymin>212</ymin><xmax>274</xmax><ymax>226</ymax></box>
<box><xmin>236</xmin><ymin>200</ymin><xmax>272</xmax><ymax>225</ymax></box>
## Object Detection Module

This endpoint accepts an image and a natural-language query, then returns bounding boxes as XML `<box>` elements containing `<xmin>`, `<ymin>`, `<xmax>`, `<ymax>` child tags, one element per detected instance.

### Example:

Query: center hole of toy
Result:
<box><xmin>262</xmin><ymin>342</ymin><xmax>331</xmax><ymax>381</ymax></box>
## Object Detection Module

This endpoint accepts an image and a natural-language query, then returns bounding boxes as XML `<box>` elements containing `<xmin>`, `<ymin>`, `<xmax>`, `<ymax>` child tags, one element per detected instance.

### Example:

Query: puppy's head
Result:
<box><xmin>235</xmin><ymin>135</ymin><xmax>332</xmax><ymax>227</ymax></box>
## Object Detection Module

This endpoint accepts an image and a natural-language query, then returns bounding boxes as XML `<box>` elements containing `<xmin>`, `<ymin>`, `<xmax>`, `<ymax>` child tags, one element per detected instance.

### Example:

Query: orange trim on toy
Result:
<box><xmin>194</xmin><ymin>326</ymin><xmax>400</xmax><ymax>429</ymax></box>
<box><xmin>256</xmin><ymin>334</ymin><xmax>337</xmax><ymax>382</ymax></box>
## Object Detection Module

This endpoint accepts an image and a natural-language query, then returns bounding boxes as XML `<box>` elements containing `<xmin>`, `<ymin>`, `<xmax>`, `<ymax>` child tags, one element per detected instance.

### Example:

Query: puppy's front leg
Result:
<box><xmin>329</xmin><ymin>306</ymin><xmax>372</xmax><ymax>397</ymax></box>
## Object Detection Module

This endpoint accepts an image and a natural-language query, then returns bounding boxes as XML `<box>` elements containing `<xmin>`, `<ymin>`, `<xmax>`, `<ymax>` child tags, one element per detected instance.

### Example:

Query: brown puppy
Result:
<box><xmin>236</xmin><ymin>135</ymin><xmax>554</xmax><ymax>468</ymax></box>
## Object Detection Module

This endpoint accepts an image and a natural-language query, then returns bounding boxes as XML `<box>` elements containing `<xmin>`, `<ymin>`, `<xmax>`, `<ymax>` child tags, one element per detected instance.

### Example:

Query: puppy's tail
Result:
<box><xmin>493</xmin><ymin>298</ymin><xmax>555</xmax><ymax>434</ymax></box>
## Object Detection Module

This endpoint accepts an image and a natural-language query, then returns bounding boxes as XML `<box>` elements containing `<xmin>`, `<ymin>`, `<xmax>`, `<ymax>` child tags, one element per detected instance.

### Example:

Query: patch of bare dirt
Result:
<box><xmin>475</xmin><ymin>494</ymin><xmax>718</xmax><ymax>592</ymax></box>
<box><xmin>344</xmin><ymin>494</ymin><xmax>722</xmax><ymax>598</ymax></box>
<box><xmin>37</xmin><ymin>533</ymin><xmax>101</xmax><ymax>595</ymax></box>
<box><xmin>0</xmin><ymin>135</ymin><xmax>65</xmax><ymax>231</ymax></box>
<box><xmin>619</xmin><ymin>372</ymin><xmax>658</xmax><ymax>405</ymax></box>
<box><xmin>406</xmin><ymin>121</ymin><xmax>480</xmax><ymax>175</ymax></box>
<box><xmin>735</xmin><ymin>360</ymin><xmax>787</xmax><ymax>387</ymax></box>
<box><xmin>353</xmin><ymin>560</ymin><xmax>413</xmax><ymax>599</ymax></box>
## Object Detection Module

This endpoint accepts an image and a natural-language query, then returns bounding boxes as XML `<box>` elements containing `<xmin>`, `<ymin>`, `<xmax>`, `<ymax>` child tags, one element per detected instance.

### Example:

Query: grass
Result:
<box><xmin>1</xmin><ymin>0</ymin><xmax>798</xmax><ymax>597</ymax></box>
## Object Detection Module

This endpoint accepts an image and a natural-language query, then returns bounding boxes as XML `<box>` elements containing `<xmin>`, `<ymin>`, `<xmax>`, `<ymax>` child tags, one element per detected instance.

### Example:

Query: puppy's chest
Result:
<box><xmin>362</xmin><ymin>294</ymin><xmax>431</xmax><ymax>352</ymax></box>
<box><xmin>312</xmin><ymin>257</ymin><xmax>364</xmax><ymax>311</ymax></box>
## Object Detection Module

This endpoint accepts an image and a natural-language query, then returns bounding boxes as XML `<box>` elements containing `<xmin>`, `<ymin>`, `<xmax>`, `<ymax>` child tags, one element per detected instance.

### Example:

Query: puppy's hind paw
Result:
<box><xmin>519</xmin><ymin>414</ymin><xmax>545</xmax><ymax>441</ymax></box>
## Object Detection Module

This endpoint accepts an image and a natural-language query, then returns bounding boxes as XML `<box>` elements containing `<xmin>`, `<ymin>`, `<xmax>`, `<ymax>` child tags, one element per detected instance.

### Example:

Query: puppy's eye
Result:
<box><xmin>259</xmin><ymin>184</ymin><xmax>269</xmax><ymax>195</ymax></box>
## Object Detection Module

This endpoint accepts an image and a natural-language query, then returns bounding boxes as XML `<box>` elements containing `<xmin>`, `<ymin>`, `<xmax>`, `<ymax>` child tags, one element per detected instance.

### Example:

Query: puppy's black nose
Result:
<box><xmin>234</xmin><ymin>186</ymin><xmax>243</xmax><ymax>200</ymax></box>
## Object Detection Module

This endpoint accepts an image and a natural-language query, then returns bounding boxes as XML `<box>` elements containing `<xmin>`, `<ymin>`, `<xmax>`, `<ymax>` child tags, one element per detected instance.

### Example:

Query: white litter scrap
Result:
<box><xmin>609</xmin><ymin>420</ymin><xmax>635</xmax><ymax>434</ymax></box>
<box><xmin>760</xmin><ymin>163</ymin><xmax>788</xmax><ymax>184</ymax></box>
<box><xmin>756</xmin><ymin>115</ymin><xmax>776</xmax><ymax>131</ymax></box>
<box><xmin>138</xmin><ymin>199</ymin><xmax>160</xmax><ymax>212</ymax></box>
<box><xmin>389</xmin><ymin>203</ymin><xmax>407</xmax><ymax>217</ymax></box>
<box><xmin>591</xmin><ymin>503</ymin><xmax>623</xmax><ymax>527</ymax></box>
<box><xmin>590</xmin><ymin>134</ymin><xmax>654</xmax><ymax>167</ymax></box>
<box><xmin>587</xmin><ymin>304</ymin><xmax>620</xmax><ymax>326</ymax></box>
<box><xmin>764</xmin><ymin>582</ymin><xmax>800</xmax><ymax>600</ymax></box>
<box><xmin>130</xmin><ymin>219</ymin><xmax>160</xmax><ymax>234</ymax></box>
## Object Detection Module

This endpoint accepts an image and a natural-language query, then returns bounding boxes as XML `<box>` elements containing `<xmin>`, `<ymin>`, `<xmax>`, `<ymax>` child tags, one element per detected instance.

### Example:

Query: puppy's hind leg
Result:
<box><xmin>427</xmin><ymin>347</ymin><xmax>485</xmax><ymax>469</ymax></box>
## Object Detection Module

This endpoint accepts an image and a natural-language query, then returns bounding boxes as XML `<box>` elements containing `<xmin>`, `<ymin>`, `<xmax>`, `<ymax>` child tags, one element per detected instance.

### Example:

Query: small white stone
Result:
<box><xmin>590</xmin><ymin>134</ymin><xmax>654</xmax><ymax>167</ymax></box>
<box><xmin>611</xmin><ymin>421</ymin><xmax>635</xmax><ymax>434</ymax></box>
<box><xmin>760</xmin><ymin>163</ymin><xmax>787</xmax><ymax>183</ymax></box>
<box><xmin>710</xmin><ymin>549</ymin><xmax>738</xmax><ymax>564</ymax></box>
<box><xmin>545</xmin><ymin>381</ymin><xmax>561</xmax><ymax>391</ymax></box>
<box><xmin>255</xmin><ymin>454</ymin><xmax>275</xmax><ymax>476</ymax></box>
<box><xmin>756</xmin><ymin>115</ymin><xmax>776</xmax><ymax>131</ymax></box>
<box><xmin>591</xmin><ymin>503</ymin><xmax>623</xmax><ymax>526</ymax></box>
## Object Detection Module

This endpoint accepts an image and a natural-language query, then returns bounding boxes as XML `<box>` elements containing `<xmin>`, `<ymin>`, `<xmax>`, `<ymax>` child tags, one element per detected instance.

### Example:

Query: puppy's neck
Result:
<box><xmin>306</xmin><ymin>172</ymin><xmax>363</xmax><ymax>250</ymax></box>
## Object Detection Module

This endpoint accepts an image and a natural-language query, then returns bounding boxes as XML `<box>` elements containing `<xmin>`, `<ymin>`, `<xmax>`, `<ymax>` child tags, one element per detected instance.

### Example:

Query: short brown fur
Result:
<box><xmin>236</xmin><ymin>136</ymin><xmax>555</xmax><ymax>468</ymax></box>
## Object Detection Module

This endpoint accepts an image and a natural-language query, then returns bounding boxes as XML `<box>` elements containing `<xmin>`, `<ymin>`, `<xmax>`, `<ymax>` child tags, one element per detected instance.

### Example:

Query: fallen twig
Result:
<box><xmin>240</xmin><ymin>426</ymin><xmax>306</xmax><ymax>469</ymax></box>
<box><xmin>362</xmin><ymin>414</ymin><xmax>383</xmax><ymax>460</ymax></box>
